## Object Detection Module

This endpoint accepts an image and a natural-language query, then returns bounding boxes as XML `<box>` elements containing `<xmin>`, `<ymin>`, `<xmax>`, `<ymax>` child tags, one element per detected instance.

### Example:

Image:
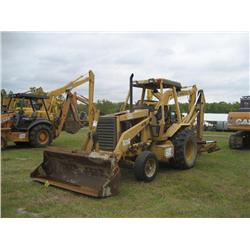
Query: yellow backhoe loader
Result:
<box><xmin>228</xmin><ymin>96</ymin><xmax>250</xmax><ymax>149</ymax></box>
<box><xmin>31</xmin><ymin>74</ymin><xmax>219</xmax><ymax>197</ymax></box>
<box><xmin>2</xmin><ymin>71</ymin><xmax>94</xmax><ymax>118</ymax></box>
<box><xmin>1</xmin><ymin>71</ymin><xmax>97</xmax><ymax>149</ymax></box>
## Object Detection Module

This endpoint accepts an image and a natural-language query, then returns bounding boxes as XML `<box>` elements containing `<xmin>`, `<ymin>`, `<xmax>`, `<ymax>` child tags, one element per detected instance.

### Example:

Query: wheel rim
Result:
<box><xmin>185</xmin><ymin>138</ymin><xmax>195</xmax><ymax>162</ymax></box>
<box><xmin>145</xmin><ymin>158</ymin><xmax>156</xmax><ymax>178</ymax></box>
<box><xmin>38</xmin><ymin>130</ymin><xmax>49</xmax><ymax>144</ymax></box>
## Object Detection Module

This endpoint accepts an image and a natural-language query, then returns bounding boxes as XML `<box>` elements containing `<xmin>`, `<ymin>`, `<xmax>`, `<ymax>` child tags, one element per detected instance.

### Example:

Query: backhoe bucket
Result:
<box><xmin>63</xmin><ymin>118</ymin><xmax>81</xmax><ymax>134</ymax></box>
<box><xmin>30</xmin><ymin>148</ymin><xmax>120</xmax><ymax>197</ymax></box>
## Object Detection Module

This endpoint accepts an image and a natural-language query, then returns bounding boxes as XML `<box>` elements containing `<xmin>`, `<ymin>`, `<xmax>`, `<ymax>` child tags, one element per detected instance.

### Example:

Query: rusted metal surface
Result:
<box><xmin>31</xmin><ymin>148</ymin><xmax>120</xmax><ymax>197</ymax></box>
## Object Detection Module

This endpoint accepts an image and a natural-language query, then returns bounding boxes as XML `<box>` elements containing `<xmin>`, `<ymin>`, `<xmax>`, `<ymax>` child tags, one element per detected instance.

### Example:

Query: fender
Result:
<box><xmin>28</xmin><ymin>119</ymin><xmax>52</xmax><ymax>131</ymax></box>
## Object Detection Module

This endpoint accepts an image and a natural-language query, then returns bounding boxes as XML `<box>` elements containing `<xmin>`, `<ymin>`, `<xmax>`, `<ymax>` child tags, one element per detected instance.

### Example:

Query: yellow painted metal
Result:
<box><xmin>196</xmin><ymin>91</ymin><xmax>205</xmax><ymax>141</ymax></box>
<box><xmin>85</xmin><ymin>80</ymin><xmax>212</xmax><ymax>156</ymax></box>
<box><xmin>151</xmin><ymin>141</ymin><xmax>174</xmax><ymax>161</ymax></box>
<box><xmin>82</xmin><ymin>109</ymin><xmax>100</xmax><ymax>153</ymax></box>
<box><xmin>7</xmin><ymin>131</ymin><xmax>29</xmax><ymax>142</ymax></box>
<box><xmin>172</xmin><ymin>87</ymin><xmax>182</xmax><ymax>123</ymax></box>
<box><xmin>114</xmin><ymin>117</ymin><xmax>150</xmax><ymax>160</ymax></box>
<box><xmin>119</xmin><ymin>109</ymin><xmax>148</xmax><ymax>122</ymax></box>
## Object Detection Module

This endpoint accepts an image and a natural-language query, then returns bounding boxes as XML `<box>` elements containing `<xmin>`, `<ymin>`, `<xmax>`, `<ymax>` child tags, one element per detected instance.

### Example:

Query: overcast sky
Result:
<box><xmin>1</xmin><ymin>32</ymin><xmax>249</xmax><ymax>103</ymax></box>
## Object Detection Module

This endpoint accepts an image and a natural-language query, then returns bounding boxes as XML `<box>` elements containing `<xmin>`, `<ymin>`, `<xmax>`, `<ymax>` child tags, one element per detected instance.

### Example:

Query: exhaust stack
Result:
<box><xmin>129</xmin><ymin>73</ymin><xmax>134</xmax><ymax>113</ymax></box>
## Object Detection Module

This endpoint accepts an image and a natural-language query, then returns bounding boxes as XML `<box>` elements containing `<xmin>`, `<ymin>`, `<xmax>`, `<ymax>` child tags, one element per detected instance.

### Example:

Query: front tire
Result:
<box><xmin>29</xmin><ymin>124</ymin><xmax>52</xmax><ymax>148</ymax></box>
<box><xmin>171</xmin><ymin>128</ymin><xmax>197</xmax><ymax>170</ymax></box>
<box><xmin>134</xmin><ymin>151</ymin><xmax>159</xmax><ymax>182</ymax></box>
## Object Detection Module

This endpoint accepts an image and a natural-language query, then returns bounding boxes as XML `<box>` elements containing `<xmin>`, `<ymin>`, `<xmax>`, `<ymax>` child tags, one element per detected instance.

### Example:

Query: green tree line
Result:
<box><xmin>1</xmin><ymin>88</ymin><xmax>240</xmax><ymax>114</ymax></box>
<box><xmin>78</xmin><ymin>99</ymin><xmax>123</xmax><ymax>115</ymax></box>
<box><xmin>178</xmin><ymin>102</ymin><xmax>240</xmax><ymax>113</ymax></box>
<box><xmin>79</xmin><ymin>99</ymin><xmax>240</xmax><ymax>115</ymax></box>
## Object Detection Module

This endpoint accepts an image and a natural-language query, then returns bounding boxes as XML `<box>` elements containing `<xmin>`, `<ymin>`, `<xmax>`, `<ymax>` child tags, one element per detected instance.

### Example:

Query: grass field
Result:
<box><xmin>1</xmin><ymin>129</ymin><xmax>250</xmax><ymax>218</ymax></box>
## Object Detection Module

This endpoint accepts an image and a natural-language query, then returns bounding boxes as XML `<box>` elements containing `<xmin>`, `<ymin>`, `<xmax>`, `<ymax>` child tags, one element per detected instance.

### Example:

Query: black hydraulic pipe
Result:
<box><xmin>129</xmin><ymin>73</ymin><xmax>134</xmax><ymax>112</ymax></box>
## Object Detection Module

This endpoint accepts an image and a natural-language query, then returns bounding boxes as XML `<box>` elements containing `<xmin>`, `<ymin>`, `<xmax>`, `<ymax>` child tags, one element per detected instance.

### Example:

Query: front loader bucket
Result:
<box><xmin>31</xmin><ymin>148</ymin><xmax>120</xmax><ymax>197</ymax></box>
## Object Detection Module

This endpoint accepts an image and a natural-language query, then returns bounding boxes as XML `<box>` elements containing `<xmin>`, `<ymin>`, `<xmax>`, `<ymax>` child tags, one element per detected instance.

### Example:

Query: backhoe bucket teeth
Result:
<box><xmin>30</xmin><ymin>148</ymin><xmax>120</xmax><ymax>197</ymax></box>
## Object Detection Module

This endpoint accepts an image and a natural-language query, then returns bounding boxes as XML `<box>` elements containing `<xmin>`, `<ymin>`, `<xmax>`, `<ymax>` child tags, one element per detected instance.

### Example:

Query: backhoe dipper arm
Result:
<box><xmin>42</xmin><ymin>70</ymin><xmax>95</xmax><ymax>116</ymax></box>
<box><xmin>54</xmin><ymin>92</ymin><xmax>72</xmax><ymax>137</ymax></box>
<box><xmin>192</xmin><ymin>90</ymin><xmax>220</xmax><ymax>152</ymax></box>
<box><xmin>196</xmin><ymin>90</ymin><xmax>205</xmax><ymax>142</ymax></box>
<box><xmin>180</xmin><ymin>89</ymin><xmax>205</xmax><ymax>136</ymax></box>
<box><xmin>48</xmin><ymin>71</ymin><xmax>95</xmax><ymax>97</ymax></box>
<box><xmin>76</xmin><ymin>94</ymin><xmax>98</xmax><ymax>130</ymax></box>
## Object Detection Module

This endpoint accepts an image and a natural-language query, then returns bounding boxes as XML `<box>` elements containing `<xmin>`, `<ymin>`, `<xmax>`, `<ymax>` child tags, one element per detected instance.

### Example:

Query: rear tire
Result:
<box><xmin>134</xmin><ymin>151</ymin><xmax>159</xmax><ymax>182</ymax></box>
<box><xmin>171</xmin><ymin>128</ymin><xmax>197</xmax><ymax>170</ymax></box>
<box><xmin>29</xmin><ymin>124</ymin><xmax>52</xmax><ymax>148</ymax></box>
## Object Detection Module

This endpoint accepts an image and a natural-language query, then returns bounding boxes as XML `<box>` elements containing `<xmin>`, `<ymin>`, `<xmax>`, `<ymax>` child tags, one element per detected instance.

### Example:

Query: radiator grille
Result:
<box><xmin>97</xmin><ymin>116</ymin><xmax>117</xmax><ymax>151</ymax></box>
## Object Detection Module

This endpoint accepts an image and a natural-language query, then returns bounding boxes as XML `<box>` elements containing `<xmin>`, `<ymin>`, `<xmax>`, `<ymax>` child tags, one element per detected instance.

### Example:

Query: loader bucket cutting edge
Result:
<box><xmin>30</xmin><ymin>149</ymin><xmax>120</xmax><ymax>198</ymax></box>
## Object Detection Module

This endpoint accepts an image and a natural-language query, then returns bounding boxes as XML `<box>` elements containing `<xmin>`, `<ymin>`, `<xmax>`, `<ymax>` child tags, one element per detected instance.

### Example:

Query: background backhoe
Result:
<box><xmin>1</xmin><ymin>70</ymin><xmax>97</xmax><ymax>149</ymax></box>
<box><xmin>31</xmin><ymin>74</ymin><xmax>219</xmax><ymax>198</ymax></box>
